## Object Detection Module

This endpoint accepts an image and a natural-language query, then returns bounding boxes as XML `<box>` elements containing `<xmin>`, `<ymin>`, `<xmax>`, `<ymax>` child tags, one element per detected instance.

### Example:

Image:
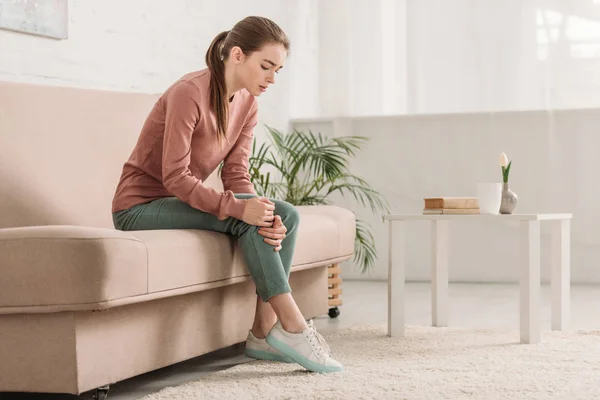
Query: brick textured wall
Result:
<box><xmin>1</xmin><ymin>0</ymin><xmax>218</xmax><ymax>93</ymax></box>
<box><xmin>0</xmin><ymin>0</ymin><xmax>319</xmax><ymax>129</ymax></box>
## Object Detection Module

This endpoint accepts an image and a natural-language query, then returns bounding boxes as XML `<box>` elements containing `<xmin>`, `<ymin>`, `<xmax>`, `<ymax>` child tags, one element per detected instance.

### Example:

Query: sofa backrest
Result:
<box><xmin>0</xmin><ymin>81</ymin><xmax>222</xmax><ymax>229</ymax></box>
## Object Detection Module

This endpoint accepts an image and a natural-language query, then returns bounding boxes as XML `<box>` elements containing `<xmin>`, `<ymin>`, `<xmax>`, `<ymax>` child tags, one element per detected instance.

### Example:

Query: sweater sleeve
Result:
<box><xmin>221</xmin><ymin>100</ymin><xmax>257</xmax><ymax>195</ymax></box>
<box><xmin>161</xmin><ymin>80</ymin><xmax>247</xmax><ymax>220</ymax></box>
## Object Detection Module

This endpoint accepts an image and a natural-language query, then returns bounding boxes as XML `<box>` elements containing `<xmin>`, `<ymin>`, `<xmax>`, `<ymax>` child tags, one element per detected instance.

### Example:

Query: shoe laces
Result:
<box><xmin>306</xmin><ymin>320</ymin><xmax>331</xmax><ymax>358</ymax></box>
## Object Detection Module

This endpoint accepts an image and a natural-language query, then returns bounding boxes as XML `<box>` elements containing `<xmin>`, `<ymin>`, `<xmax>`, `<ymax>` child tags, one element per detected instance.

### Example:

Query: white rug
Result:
<box><xmin>140</xmin><ymin>325</ymin><xmax>600</xmax><ymax>400</ymax></box>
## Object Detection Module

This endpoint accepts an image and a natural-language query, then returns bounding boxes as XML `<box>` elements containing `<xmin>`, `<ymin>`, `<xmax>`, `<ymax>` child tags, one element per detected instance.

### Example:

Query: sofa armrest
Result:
<box><xmin>296</xmin><ymin>205</ymin><xmax>356</xmax><ymax>256</ymax></box>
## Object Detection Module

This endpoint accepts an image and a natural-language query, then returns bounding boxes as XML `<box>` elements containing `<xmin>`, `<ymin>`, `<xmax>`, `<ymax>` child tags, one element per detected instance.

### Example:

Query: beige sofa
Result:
<box><xmin>0</xmin><ymin>81</ymin><xmax>356</xmax><ymax>398</ymax></box>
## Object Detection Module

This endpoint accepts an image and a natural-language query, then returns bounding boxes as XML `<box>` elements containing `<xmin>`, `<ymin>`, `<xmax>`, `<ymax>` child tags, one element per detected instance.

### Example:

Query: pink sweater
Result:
<box><xmin>112</xmin><ymin>69</ymin><xmax>256</xmax><ymax>220</ymax></box>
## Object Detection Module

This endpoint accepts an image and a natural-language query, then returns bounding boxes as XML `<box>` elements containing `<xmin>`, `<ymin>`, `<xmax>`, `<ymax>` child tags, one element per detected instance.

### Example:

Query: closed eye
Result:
<box><xmin>262</xmin><ymin>65</ymin><xmax>281</xmax><ymax>74</ymax></box>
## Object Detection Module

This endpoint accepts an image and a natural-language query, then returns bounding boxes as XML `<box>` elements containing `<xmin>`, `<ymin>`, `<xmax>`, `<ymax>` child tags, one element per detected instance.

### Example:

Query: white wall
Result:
<box><xmin>0</xmin><ymin>0</ymin><xmax>319</xmax><ymax>139</ymax></box>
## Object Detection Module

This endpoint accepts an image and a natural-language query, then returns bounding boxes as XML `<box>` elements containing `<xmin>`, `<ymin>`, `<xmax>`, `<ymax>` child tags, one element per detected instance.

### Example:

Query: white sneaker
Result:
<box><xmin>266</xmin><ymin>320</ymin><xmax>343</xmax><ymax>373</ymax></box>
<box><xmin>245</xmin><ymin>329</ymin><xmax>294</xmax><ymax>363</ymax></box>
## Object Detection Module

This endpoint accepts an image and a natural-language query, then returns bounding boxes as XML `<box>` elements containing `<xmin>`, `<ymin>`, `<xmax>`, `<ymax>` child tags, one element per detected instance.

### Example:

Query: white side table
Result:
<box><xmin>384</xmin><ymin>213</ymin><xmax>572</xmax><ymax>344</ymax></box>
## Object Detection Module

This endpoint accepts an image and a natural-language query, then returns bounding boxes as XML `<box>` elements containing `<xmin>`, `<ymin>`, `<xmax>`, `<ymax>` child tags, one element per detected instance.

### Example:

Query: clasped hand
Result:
<box><xmin>241</xmin><ymin>197</ymin><xmax>287</xmax><ymax>252</ymax></box>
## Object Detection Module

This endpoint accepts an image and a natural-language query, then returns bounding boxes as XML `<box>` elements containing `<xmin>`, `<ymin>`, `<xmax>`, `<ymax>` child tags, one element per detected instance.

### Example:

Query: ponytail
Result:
<box><xmin>205</xmin><ymin>30</ymin><xmax>229</xmax><ymax>145</ymax></box>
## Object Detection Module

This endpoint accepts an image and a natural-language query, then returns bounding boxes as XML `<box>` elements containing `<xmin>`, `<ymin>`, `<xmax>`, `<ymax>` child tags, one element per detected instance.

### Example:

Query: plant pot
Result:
<box><xmin>477</xmin><ymin>182</ymin><xmax>502</xmax><ymax>214</ymax></box>
<box><xmin>499</xmin><ymin>182</ymin><xmax>518</xmax><ymax>214</ymax></box>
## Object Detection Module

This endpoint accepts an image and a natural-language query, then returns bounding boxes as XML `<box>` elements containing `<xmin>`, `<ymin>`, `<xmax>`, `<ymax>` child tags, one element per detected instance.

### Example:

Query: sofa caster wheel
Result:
<box><xmin>328</xmin><ymin>307</ymin><xmax>340</xmax><ymax>318</ymax></box>
<box><xmin>92</xmin><ymin>385</ymin><xmax>110</xmax><ymax>400</ymax></box>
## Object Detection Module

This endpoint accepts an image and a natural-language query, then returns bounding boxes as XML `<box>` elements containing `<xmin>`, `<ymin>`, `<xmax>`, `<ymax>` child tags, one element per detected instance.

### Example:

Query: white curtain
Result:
<box><xmin>315</xmin><ymin>0</ymin><xmax>600</xmax><ymax>117</ymax></box>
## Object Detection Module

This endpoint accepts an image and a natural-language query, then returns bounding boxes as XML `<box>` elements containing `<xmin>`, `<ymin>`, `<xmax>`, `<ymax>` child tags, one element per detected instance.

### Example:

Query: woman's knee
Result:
<box><xmin>273</xmin><ymin>200</ymin><xmax>300</xmax><ymax>225</ymax></box>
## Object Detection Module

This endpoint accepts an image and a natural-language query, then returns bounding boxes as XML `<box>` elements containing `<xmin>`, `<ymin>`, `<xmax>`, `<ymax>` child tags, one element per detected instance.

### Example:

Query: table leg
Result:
<box><xmin>388</xmin><ymin>220</ymin><xmax>405</xmax><ymax>337</ymax></box>
<box><xmin>551</xmin><ymin>219</ymin><xmax>570</xmax><ymax>331</ymax></box>
<box><xmin>520</xmin><ymin>220</ymin><xmax>541</xmax><ymax>344</ymax></box>
<box><xmin>431</xmin><ymin>220</ymin><xmax>449</xmax><ymax>327</ymax></box>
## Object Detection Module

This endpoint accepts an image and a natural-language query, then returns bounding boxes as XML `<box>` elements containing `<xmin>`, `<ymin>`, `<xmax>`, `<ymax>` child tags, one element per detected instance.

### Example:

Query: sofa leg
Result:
<box><xmin>91</xmin><ymin>384</ymin><xmax>110</xmax><ymax>400</ymax></box>
<box><xmin>327</xmin><ymin>263</ymin><xmax>342</xmax><ymax>318</ymax></box>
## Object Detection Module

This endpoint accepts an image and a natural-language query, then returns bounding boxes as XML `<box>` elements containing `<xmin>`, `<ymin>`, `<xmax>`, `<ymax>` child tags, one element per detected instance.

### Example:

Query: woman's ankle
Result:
<box><xmin>267</xmin><ymin>293</ymin><xmax>309</xmax><ymax>334</ymax></box>
<box><xmin>251</xmin><ymin>320</ymin><xmax>277</xmax><ymax>339</ymax></box>
<box><xmin>280</xmin><ymin>318</ymin><xmax>308</xmax><ymax>334</ymax></box>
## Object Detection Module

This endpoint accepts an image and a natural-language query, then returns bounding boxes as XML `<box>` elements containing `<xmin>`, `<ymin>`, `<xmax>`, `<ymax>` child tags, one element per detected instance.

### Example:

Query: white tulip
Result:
<box><xmin>499</xmin><ymin>152</ymin><xmax>509</xmax><ymax>167</ymax></box>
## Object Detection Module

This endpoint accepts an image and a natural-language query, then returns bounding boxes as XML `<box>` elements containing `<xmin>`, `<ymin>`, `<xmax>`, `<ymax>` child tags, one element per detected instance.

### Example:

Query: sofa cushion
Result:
<box><xmin>138</xmin><ymin>208</ymin><xmax>354</xmax><ymax>293</ymax></box>
<box><xmin>0</xmin><ymin>206</ymin><xmax>355</xmax><ymax>313</ymax></box>
<box><xmin>136</xmin><ymin>229</ymin><xmax>239</xmax><ymax>293</ymax></box>
<box><xmin>0</xmin><ymin>226</ymin><xmax>148</xmax><ymax>308</ymax></box>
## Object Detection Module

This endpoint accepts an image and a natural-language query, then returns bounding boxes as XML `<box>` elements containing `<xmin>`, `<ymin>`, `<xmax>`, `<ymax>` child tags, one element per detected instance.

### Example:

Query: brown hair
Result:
<box><xmin>205</xmin><ymin>16</ymin><xmax>290</xmax><ymax>144</ymax></box>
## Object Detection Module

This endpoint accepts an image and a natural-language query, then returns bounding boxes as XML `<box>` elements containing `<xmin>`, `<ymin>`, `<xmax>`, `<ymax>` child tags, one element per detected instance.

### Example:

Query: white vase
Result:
<box><xmin>499</xmin><ymin>182</ymin><xmax>518</xmax><ymax>214</ymax></box>
<box><xmin>476</xmin><ymin>183</ymin><xmax>502</xmax><ymax>214</ymax></box>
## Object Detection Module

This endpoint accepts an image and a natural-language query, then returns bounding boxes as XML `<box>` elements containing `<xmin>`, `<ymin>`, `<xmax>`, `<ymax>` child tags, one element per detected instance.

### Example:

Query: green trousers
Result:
<box><xmin>112</xmin><ymin>194</ymin><xmax>300</xmax><ymax>302</ymax></box>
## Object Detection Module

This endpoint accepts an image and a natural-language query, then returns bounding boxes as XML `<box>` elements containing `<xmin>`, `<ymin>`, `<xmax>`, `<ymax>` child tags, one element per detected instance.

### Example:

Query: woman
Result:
<box><xmin>111</xmin><ymin>16</ymin><xmax>342</xmax><ymax>373</ymax></box>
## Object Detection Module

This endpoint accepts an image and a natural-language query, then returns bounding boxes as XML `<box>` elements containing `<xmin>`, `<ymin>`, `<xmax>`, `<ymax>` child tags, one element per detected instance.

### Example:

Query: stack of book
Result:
<box><xmin>423</xmin><ymin>197</ymin><xmax>480</xmax><ymax>214</ymax></box>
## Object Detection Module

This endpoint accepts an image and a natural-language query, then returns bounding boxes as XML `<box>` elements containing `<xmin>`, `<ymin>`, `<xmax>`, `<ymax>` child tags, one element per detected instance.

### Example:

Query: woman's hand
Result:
<box><xmin>242</xmin><ymin>197</ymin><xmax>276</xmax><ymax>227</ymax></box>
<box><xmin>258</xmin><ymin>215</ymin><xmax>287</xmax><ymax>252</ymax></box>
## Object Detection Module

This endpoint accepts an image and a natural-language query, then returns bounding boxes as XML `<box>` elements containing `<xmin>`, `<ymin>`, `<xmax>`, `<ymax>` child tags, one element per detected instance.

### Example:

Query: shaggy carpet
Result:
<box><xmin>140</xmin><ymin>324</ymin><xmax>600</xmax><ymax>399</ymax></box>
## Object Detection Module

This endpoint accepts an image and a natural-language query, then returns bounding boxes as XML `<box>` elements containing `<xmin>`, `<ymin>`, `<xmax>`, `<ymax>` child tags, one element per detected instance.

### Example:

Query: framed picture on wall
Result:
<box><xmin>0</xmin><ymin>0</ymin><xmax>68</xmax><ymax>39</ymax></box>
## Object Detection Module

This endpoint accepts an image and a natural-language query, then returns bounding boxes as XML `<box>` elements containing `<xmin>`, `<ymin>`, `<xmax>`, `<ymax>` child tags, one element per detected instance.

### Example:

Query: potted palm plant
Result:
<box><xmin>246</xmin><ymin>126</ymin><xmax>389</xmax><ymax>275</ymax></box>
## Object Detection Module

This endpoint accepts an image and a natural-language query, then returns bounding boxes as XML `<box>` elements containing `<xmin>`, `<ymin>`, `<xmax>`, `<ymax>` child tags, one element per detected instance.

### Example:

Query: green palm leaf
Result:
<box><xmin>248</xmin><ymin>126</ymin><xmax>388</xmax><ymax>274</ymax></box>
<box><xmin>354</xmin><ymin>218</ymin><xmax>377</xmax><ymax>275</ymax></box>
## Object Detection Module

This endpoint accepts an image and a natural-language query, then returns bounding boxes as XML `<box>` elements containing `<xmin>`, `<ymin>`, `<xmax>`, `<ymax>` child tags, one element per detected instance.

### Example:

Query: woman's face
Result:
<box><xmin>232</xmin><ymin>43</ymin><xmax>287</xmax><ymax>96</ymax></box>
